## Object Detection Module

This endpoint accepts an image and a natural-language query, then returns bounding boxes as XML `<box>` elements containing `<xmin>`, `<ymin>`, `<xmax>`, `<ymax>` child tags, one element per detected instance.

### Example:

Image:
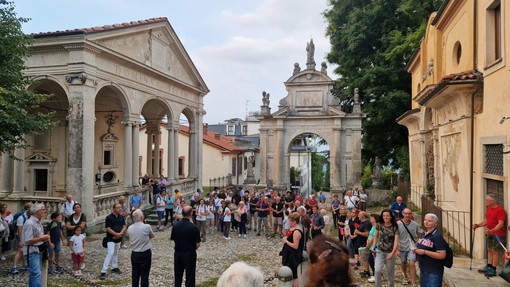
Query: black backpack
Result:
<box><xmin>443</xmin><ymin>243</ymin><xmax>453</xmax><ymax>268</ymax></box>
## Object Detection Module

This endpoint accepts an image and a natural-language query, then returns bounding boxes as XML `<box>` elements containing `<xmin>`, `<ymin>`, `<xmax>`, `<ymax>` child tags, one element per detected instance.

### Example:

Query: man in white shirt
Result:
<box><xmin>60</xmin><ymin>195</ymin><xmax>77</xmax><ymax>220</ymax></box>
<box><xmin>156</xmin><ymin>190</ymin><xmax>166</xmax><ymax>231</ymax></box>
<box><xmin>344</xmin><ymin>190</ymin><xmax>359</xmax><ymax>211</ymax></box>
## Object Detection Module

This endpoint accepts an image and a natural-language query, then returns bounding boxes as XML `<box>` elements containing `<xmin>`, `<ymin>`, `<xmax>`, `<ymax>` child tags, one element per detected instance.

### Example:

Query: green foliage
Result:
<box><xmin>290</xmin><ymin>166</ymin><xmax>297</xmax><ymax>186</ymax></box>
<box><xmin>0</xmin><ymin>1</ymin><xmax>54</xmax><ymax>154</ymax></box>
<box><xmin>395</xmin><ymin>145</ymin><xmax>410</xmax><ymax>181</ymax></box>
<box><xmin>311</xmin><ymin>152</ymin><xmax>329</xmax><ymax>192</ymax></box>
<box><xmin>361</xmin><ymin>164</ymin><xmax>372</xmax><ymax>189</ymax></box>
<box><xmin>324</xmin><ymin>0</ymin><xmax>441</xmax><ymax>168</ymax></box>
<box><xmin>380</xmin><ymin>166</ymin><xmax>395</xmax><ymax>188</ymax></box>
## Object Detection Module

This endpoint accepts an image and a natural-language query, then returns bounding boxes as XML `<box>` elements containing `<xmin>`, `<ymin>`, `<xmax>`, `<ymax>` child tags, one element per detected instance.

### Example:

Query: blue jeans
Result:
<box><xmin>420</xmin><ymin>270</ymin><xmax>443</xmax><ymax>287</ymax></box>
<box><xmin>28</xmin><ymin>252</ymin><xmax>43</xmax><ymax>287</ymax></box>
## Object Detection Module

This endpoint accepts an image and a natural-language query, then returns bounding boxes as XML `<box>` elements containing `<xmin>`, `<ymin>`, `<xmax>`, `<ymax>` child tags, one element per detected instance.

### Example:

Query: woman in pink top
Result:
<box><xmin>238</xmin><ymin>201</ymin><xmax>248</xmax><ymax>238</ymax></box>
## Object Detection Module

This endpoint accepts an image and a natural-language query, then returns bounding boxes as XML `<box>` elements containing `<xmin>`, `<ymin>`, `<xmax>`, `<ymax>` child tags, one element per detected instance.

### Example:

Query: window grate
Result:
<box><xmin>485</xmin><ymin>144</ymin><xmax>503</xmax><ymax>176</ymax></box>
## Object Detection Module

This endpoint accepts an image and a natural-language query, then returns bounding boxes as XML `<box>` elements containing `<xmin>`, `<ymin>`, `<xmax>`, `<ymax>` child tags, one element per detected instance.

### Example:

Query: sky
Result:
<box><xmin>15</xmin><ymin>0</ymin><xmax>335</xmax><ymax>125</ymax></box>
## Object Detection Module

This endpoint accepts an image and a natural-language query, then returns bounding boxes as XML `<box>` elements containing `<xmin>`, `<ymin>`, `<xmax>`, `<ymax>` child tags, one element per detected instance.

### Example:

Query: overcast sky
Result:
<box><xmin>15</xmin><ymin>0</ymin><xmax>335</xmax><ymax>125</ymax></box>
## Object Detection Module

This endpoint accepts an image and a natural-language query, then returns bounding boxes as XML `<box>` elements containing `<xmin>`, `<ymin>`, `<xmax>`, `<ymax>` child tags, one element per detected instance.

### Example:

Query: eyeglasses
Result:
<box><xmin>403</xmin><ymin>212</ymin><xmax>412</xmax><ymax>214</ymax></box>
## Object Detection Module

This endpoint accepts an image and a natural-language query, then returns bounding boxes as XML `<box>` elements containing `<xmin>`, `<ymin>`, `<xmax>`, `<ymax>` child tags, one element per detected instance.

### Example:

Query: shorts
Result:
<box><xmin>399</xmin><ymin>250</ymin><xmax>416</xmax><ymax>262</ymax></box>
<box><xmin>157</xmin><ymin>210</ymin><xmax>164</xmax><ymax>220</ymax></box>
<box><xmin>71</xmin><ymin>253</ymin><xmax>85</xmax><ymax>264</ymax></box>
<box><xmin>273</xmin><ymin>217</ymin><xmax>283</xmax><ymax>226</ymax></box>
<box><xmin>488</xmin><ymin>235</ymin><xmax>506</xmax><ymax>250</ymax></box>
<box><xmin>48</xmin><ymin>241</ymin><xmax>61</xmax><ymax>254</ymax></box>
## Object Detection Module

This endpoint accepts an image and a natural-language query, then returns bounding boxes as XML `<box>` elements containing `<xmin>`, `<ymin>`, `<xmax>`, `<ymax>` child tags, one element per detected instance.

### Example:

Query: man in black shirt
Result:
<box><xmin>271</xmin><ymin>196</ymin><xmax>284</xmax><ymax>236</ymax></box>
<box><xmin>99</xmin><ymin>203</ymin><xmax>126</xmax><ymax>280</ymax></box>
<box><xmin>170</xmin><ymin>206</ymin><xmax>201</xmax><ymax>287</ymax></box>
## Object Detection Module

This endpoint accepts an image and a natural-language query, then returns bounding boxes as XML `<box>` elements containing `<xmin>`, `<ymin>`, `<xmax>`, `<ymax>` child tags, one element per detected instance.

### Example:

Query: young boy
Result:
<box><xmin>69</xmin><ymin>226</ymin><xmax>86</xmax><ymax>277</ymax></box>
<box><xmin>47</xmin><ymin>212</ymin><xmax>65</xmax><ymax>274</ymax></box>
<box><xmin>283</xmin><ymin>210</ymin><xmax>291</xmax><ymax>236</ymax></box>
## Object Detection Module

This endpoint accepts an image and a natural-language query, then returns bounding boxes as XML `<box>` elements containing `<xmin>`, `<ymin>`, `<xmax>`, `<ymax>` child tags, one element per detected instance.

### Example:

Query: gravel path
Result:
<box><xmin>0</xmin><ymin>224</ymin><xmax>412</xmax><ymax>287</ymax></box>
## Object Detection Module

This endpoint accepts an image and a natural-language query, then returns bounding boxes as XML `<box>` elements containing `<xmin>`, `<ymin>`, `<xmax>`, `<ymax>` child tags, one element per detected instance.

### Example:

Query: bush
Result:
<box><xmin>361</xmin><ymin>164</ymin><xmax>372</xmax><ymax>189</ymax></box>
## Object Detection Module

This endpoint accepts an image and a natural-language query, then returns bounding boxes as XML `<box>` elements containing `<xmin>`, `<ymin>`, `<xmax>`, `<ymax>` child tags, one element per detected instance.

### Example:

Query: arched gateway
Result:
<box><xmin>257</xmin><ymin>41</ymin><xmax>364</xmax><ymax>193</ymax></box>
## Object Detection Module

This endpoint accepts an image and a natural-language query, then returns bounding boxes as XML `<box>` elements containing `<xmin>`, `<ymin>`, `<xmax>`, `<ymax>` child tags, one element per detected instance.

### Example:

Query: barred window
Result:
<box><xmin>485</xmin><ymin>144</ymin><xmax>503</xmax><ymax>176</ymax></box>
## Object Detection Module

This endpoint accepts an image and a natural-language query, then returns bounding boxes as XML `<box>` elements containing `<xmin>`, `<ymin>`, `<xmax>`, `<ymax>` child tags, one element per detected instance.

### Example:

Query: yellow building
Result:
<box><xmin>398</xmin><ymin>0</ymin><xmax>507</xmax><ymax>259</ymax></box>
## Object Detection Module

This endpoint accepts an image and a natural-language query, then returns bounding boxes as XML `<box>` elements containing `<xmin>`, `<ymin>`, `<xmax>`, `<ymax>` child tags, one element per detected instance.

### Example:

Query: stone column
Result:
<box><xmin>275</xmin><ymin>127</ymin><xmax>284</xmax><ymax>188</ymax></box>
<box><xmin>12</xmin><ymin>145</ymin><xmax>25</xmax><ymax>194</ymax></box>
<box><xmin>196</xmin><ymin>109</ymin><xmax>204</xmax><ymax>188</ymax></box>
<box><xmin>0</xmin><ymin>152</ymin><xmax>13</xmax><ymax>195</ymax></box>
<box><xmin>332</xmin><ymin>127</ymin><xmax>343</xmax><ymax>192</ymax></box>
<box><xmin>67</xmin><ymin>84</ymin><xmax>95</xmax><ymax>221</ymax></box>
<box><xmin>173</xmin><ymin>127</ymin><xmax>179</xmax><ymax>181</ymax></box>
<box><xmin>132</xmin><ymin>122</ymin><xmax>140</xmax><ymax>187</ymax></box>
<box><xmin>259</xmin><ymin>128</ymin><xmax>268</xmax><ymax>186</ymax></box>
<box><xmin>153</xmin><ymin>129</ymin><xmax>161</xmax><ymax>176</ymax></box>
<box><xmin>146</xmin><ymin>128</ymin><xmax>153</xmax><ymax>175</ymax></box>
<box><xmin>351</xmin><ymin>127</ymin><xmax>363</xmax><ymax>185</ymax></box>
<box><xmin>166</xmin><ymin>124</ymin><xmax>175</xmax><ymax>182</ymax></box>
<box><xmin>189</xmin><ymin>127</ymin><xmax>197</xmax><ymax>179</ymax></box>
<box><xmin>123</xmin><ymin>121</ymin><xmax>132</xmax><ymax>188</ymax></box>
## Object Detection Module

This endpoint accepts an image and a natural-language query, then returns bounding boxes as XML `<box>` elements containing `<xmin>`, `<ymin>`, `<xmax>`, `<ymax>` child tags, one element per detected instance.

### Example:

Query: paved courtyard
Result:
<box><xmin>0</xmin><ymin>223</ymin><xmax>422</xmax><ymax>287</ymax></box>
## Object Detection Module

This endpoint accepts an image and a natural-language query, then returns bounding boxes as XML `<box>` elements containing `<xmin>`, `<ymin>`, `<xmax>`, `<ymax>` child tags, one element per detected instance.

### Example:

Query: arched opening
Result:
<box><xmin>178</xmin><ymin>107</ymin><xmax>196</xmax><ymax>180</ymax></box>
<box><xmin>288</xmin><ymin>133</ymin><xmax>330</xmax><ymax>199</ymax></box>
<box><xmin>24</xmin><ymin>79</ymin><xmax>69</xmax><ymax>196</ymax></box>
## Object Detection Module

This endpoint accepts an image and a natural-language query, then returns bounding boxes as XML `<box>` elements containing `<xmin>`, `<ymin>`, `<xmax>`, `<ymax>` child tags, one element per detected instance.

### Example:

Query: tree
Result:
<box><xmin>0</xmin><ymin>1</ymin><xmax>53</xmax><ymax>154</ymax></box>
<box><xmin>324</xmin><ymin>0</ymin><xmax>441</xmax><ymax>168</ymax></box>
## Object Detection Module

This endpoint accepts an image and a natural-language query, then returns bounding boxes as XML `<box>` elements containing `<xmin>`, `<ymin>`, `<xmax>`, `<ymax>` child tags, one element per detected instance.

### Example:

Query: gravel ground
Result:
<box><xmin>0</xmin><ymin>224</ymin><xmax>414</xmax><ymax>287</ymax></box>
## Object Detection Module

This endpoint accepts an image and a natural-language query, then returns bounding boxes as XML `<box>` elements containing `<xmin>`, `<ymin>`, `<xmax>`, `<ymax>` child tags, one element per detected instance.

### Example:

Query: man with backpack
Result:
<box><xmin>60</xmin><ymin>195</ymin><xmax>77</xmax><ymax>220</ymax></box>
<box><xmin>397</xmin><ymin>208</ymin><xmax>420</xmax><ymax>286</ymax></box>
<box><xmin>11</xmin><ymin>202</ymin><xmax>33</xmax><ymax>274</ymax></box>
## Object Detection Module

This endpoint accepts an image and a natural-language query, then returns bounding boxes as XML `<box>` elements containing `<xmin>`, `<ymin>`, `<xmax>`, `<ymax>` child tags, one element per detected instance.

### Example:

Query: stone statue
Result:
<box><xmin>293</xmin><ymin>63</ymin><xmax>301</xmax><ymax>75</ymax></box>
<box><xmin>321</xmin><ymin>62</ymin><xmax>327</xmax><ymax>74</ymax></box>
<box><xmin>354</xmin><ymin>88</ymin><xmax>360</xmax><ymax>104</ymax></box>
<box><xmin>244</xmin><ymin>156</ymin><xmax>256</xmax><ymax>184</ymax></box>
<box><xmin>306</xmin><ymin>38</ymin><xmax>315</xmax><ymax>65</ymax></box>
<box><xmin>262</xmin><ymin>91</ymin><xmax>270</xmax><ymax>107</ymax></box>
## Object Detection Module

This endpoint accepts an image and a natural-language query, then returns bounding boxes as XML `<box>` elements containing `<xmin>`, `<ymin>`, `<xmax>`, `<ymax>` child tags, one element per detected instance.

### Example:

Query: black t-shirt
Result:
<box><xmin>170</xmin><ymin>218</ymin><xmax>201</xmax><ymax>252</ymax></box>
<box><xmin>249</xmin><ymin>197</ymin><xmax>259</xmax><ymax>213</ymax></box>
<box><xmin>105</xmin><ymin>213</ymin><xmax>125</xmax><ymax>242</ymax></box>
<box><xmin>272</xmin><ymin>202</ymin><xmax>284</xmax><ymax>218</ymax></box>
<box><xmin>355</xmin><ymin>219</ymin><xmax>372</xmax><ymax>247</ymax></box>
<box><xmin>348</xmin><ymin>217</ymin><xmax>361</xmax><ymax>236</ymax></box>
<box><xmin>284</xmin><ymin>196</ymin><xmax>294</xmax><ymax>206</ymax></box>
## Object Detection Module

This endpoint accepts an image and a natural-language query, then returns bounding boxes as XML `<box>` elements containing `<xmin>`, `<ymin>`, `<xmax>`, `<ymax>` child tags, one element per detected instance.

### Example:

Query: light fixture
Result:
<box><xmin>499</xmin><ymin>117</ymin><xmax>510</xmax><ymax>124</ymax></box>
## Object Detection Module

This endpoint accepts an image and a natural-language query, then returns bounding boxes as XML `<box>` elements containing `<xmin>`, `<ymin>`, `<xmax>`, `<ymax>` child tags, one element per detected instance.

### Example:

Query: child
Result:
<box><xmin>321</xmin><ymin>208</ymin><xmax>331</xmax><ymax>236</ymax></box>
<box><xmin>283</xmin><ymin>210</ymin><xmax>291</xmax><ymax>236</ymax></box>
<box><xmin>47</xmin><ymin>212</ymin><xmax>65</xmax><ymax>274</ymax></box>
<box><xmin>69</xmin><ymin>226</ymin><xmax>86</xmax><ymax>277</ymax></box>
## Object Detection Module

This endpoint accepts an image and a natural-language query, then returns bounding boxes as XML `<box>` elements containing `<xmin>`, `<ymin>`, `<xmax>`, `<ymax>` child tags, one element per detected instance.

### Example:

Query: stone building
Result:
<box><xmin>258</xmin><ymin>40</ymin><xmax>364</xmax><ymax>194</ymax></box>
<box><xmin>0</xmin><ymin>18</ymin><xmax>208</xmax><ymax>225</ymax></box>
<box><xmin>398</xmin><ymin>0</ymin><xmax>508</xmax><ymax>258</ymax></box>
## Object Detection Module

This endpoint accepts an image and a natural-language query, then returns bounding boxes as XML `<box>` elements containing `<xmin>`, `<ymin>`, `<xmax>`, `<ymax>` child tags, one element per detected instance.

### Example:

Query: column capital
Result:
<box><xmin>121</xmin><ymin>121</ymin><xmax>133</xmax><ymax>127</ymax></box>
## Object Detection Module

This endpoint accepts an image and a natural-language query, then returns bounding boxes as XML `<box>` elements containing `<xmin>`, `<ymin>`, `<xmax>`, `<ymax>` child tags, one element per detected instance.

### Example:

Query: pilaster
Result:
<box><xmin>166</xmin><ymin>124</ymin><xmax>175</xmax><ymax>182</ymax></box>
<box><xmin>132</xmin><ymin>122</ymin><xmax>140</xmax><ymax>187</ymax></box>
<box><xmin>13</xmin><ymin>145</ymin><xmax>25</xmax><ymax>194</ymax></box>
<box><xmin>123</xmin><ymin>121</ymin><xmax>133</xmax><ymax>188</ymax></box>
<box><xmin>0</xmin><ymin>152</ymin><xmax>13</xmax><ymax>195</ymax></box>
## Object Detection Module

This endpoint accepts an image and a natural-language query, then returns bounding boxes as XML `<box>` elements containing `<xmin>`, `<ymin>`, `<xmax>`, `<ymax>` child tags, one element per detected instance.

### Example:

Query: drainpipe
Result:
<box><xmin>469</xmin><ymin>0</ymin><xmax>478</xmax><ymax>261</ymax></box>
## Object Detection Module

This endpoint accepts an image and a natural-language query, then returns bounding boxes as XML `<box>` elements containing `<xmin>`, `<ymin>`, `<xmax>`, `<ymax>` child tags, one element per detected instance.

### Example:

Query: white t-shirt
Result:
<box><xmin>156</xmin><ymin>196</ymin><xmax>166</xmax><ymax>211</ymax></box>
<box><xmin>196</xmin><ymin>205</ymin><xmax>207</xmax><ymax>221</ymax></box>
<box><xmin>207</xmin><ymin>205</ymin><xmax>215</xmax><ymax>219</ymax></box>
<box><xmin>223</xmin><ymin>207</ymin><xmax>231</xmax><ymax>222</ymax></box>
<box><xmin>344</xmin><ymin>195</ymin><xmax>359</xmax><ymax>209</ymax></box>
<box><xmin>70</xmin><ymin>234</ymin><xmax>85</xmax><ymax>253</ymax></box>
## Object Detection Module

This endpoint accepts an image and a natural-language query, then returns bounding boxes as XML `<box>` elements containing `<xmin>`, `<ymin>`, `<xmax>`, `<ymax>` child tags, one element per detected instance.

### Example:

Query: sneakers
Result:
<box><xmin>55</xmin><ymin>267</ymin><xmax>63</xmax><ymax>274</ymax></box>
<box><xmin>74</xmin><ymin>270</ymin><xmax>83</xmax><ymax>277</ymax></box>
<box><xmin>20</xmin><ymin>265</ymin><xmax>28</xmax><ymax>271</ymax></box>
<box><xmin>80</xmin><ymin>263</ymin><xmax>85</xmax><ymax>270</ymax></box>
<box><xmin>48</xmin><ymin>267</ymin><xmax>54</xmax><ymax>274</ymax></box>
<box><xmin>402</xmin><ymin>277</ymin><xmax>409</xmax><ymax>285</ymax></box>
<box><xmin>120</xmin><ymin>244</ymin><xmax>128</xmax><ymax>249</ymax></box>
<box><xmin>111</xmin><ymin>268</ymin><xmax>122</xmax><ymax>274</ymax></box>
<box><xmin>359</xmin><ymin>270</ymin><xmax>371</xmax><ymax>278</ymax></box>
<box><xmin>367</xmin><ymin>276</ymin><xmax>376</xmax><ymax>283</ymax></box>
<box><xmin>99</xmin><ymin>272</ymin><xmax>106</xmax><ymax>280</ymax></box>
<box><xmin>0</xmin><ymin>255</ymin><xmax>6</xmax><ymax>261</ymax></box>
<box><xmin>478</xmin><ymin>264</ymin><xmax>489</xmax><ymax>273</ymax></box>
<box><xmin>486</xmin><ymin>267</ymin><xmax>497</xmax><ymax>277</ymax></box>
<box><xmin>224</xmin><ymin>236</ymin><xmax>231</xmax><ymax>240</ymax></box>
<box><xmin>243</xmin><ymin>234</ymin><xmax>247</xmax><ymax>238</ymax></box>
<box><xmin>10</xmin><ymin>267</ymin><xmax>19</xmax><ymax>274</ymax></box>
<box><xmin>238</xmin><ymin>234</ymin><xmax>242</xmax><ymax>238</ymax></box>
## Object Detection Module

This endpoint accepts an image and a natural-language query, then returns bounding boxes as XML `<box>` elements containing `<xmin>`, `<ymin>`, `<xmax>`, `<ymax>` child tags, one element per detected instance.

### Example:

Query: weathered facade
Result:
<box><xmin>0</xmin><ymin>18</ymin><xmax>208</xmax><ymax>224</ymax></box>
<box><xmin>399</xmin><ymin>0</ymin><xmax>508</xmax><ymax>258</ymax></box>
<box><xmin>258</xmin><ymin>40</ymin><xmax>364</xmax><ymax>193</ymax></box>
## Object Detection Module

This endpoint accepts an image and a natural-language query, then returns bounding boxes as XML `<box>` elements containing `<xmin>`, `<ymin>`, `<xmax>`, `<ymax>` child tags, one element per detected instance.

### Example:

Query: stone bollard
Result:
<box><xmin>42</xmin><ymin>258</ymin><xmax>48</xmax><ymax>287</ymax></box>
<box><xmin>277</xmin><ymin>266</ymin><xmax>293</xmax><ymax>287</ymax></box>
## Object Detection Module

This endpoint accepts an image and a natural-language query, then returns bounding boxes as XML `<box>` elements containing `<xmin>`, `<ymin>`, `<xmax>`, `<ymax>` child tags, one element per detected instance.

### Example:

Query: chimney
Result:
<box><xmin>203</xmin><ymin>123</ymin><xmax>208</xmax><ymax>134</ymax></box>
<box><xmin>215</xmin><ymin>134</ymin><xmax>221</xmax><ymax>140</ymax></box>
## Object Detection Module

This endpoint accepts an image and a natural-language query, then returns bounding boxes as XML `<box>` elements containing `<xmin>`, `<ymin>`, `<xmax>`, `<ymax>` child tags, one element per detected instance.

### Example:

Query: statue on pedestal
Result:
<box><xmin>262</xmin><ymin>91</ymin><xmax>270</xmax><ymax>107</ymax></box>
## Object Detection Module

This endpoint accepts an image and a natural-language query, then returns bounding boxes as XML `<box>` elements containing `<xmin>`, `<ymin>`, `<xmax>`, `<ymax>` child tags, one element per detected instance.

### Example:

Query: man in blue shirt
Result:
<box><xmin>129</xmin><ymin>187</ymin><xmax>143</xmax><ymax>211</ymax></box>
<box><xmin>389</xmin><ymin>196</ymin><xmax>407</xmax><ymax>221</ymax></box>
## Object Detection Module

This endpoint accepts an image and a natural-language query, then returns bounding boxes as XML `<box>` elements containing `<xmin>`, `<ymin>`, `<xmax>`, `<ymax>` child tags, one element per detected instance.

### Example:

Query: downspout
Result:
<box><xmin>469</xmin><ymin>0</ymin><xmax>478</xmax><ymax>262</ymax></box>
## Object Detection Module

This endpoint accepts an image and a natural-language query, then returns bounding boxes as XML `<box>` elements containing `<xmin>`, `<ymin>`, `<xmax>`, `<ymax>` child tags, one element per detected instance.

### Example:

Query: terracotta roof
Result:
<box><xmin>30</xmin><ymin>17</ymin><xmax>168</xmax><ymax>38</ymax></box>
<box><xmin>439</xmin><ymin>70</ymin><xmax>481</xmax><ymax>84</ymax></box>
<box><xmin>179</xmin><ymin>126</ymin><xmax>245</xmax><ymax>153</ymax></box>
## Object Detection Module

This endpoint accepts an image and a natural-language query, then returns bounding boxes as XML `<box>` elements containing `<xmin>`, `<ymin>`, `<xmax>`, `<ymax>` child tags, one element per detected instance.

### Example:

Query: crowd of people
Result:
<box><xmin>0</xmin><ymin>180</ymin><xmax>507</xmax><ymax>287</ymax></box>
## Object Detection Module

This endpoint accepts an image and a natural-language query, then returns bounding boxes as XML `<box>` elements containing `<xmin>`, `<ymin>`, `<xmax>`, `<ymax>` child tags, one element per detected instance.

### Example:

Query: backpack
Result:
<box><xmin>10</xmin><ymin>211</ymin><xmax>27</xmax><ymax>239</ymax></box>
<box><xmin>443</xmin><ymin>243</ymin><xmax>453</xmax><ymax>268</ymax></box>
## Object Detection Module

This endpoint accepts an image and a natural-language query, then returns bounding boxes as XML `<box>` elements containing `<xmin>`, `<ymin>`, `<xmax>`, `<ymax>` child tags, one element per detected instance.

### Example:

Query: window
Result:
<box><xmin>227</xmin><ymin>125</ymin><xmax>234</xmax><ymax>135</ymax></box>
<box><xmin>34</xmin><ymin>169</ymin><xmax>48</xmax><ymax>192</ymax></box>
<box><xmin>242</xmin><ymin>125</ymin><xmax>248</xmax><ymax>135</ymax></box>
<box><xmin>104</xmin><ymin>150</ymin><xmax>112</xmax><ymax>166</ymax></box>
<box><xmin>486</xmin><ymin>1</ymin><xmax>502</xmax><ymax>65</ymax></box>
<box><xmin>178</xmin><ymin>156</ymin><xmax>185</xmax><ymax>178</ymax></box>
<box><xmin>485</xmin><ymin>144</ymin><xmax>503</xmax><ymax>176</ymax></box>
<box><xmin>232</xmin><ymin>158</ymin><xmax>237</xmax><ymax>175</ymax></box>
<box><xmin>486</xmin><ymin>179</ymin><xmax>504</xmax><ymax>204</ymax></box>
